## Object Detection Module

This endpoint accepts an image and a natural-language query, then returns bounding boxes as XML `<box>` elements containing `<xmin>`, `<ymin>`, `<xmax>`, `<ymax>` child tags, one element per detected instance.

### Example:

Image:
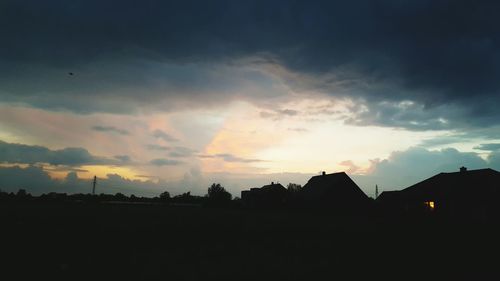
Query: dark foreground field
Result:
<box><xmin>1</xmin><ymin>202</ymin><xmax>499</xmax><ymax>280</ymax></box>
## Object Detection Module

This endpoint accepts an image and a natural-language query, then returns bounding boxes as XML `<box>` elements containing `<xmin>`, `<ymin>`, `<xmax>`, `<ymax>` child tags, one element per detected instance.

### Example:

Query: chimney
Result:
<box><xmin>460</xmin><ymin>166</ymin><xmax>467</xmax><ymax>173</ymax></box>
<box><xmin>322</xmin><ymin>171</ymin><xmax>326</xmax><ymax>176</ymax></box>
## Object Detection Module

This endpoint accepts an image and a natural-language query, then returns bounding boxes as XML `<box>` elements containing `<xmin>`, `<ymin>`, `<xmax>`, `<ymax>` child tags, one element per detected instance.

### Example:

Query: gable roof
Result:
<box><xmin>302</xmin><ymin>172</ymin><xmax>369</xmax><ymax>203</ymax></box>
<box><xmin>397</xmin><ymin>168</ymin><xmax>500</xmax><ymax>200</ymax></box>
<box><xmin>259</xmin><ymin>183</ymin><xmax>286</xmax><ymax>192</ymax></box>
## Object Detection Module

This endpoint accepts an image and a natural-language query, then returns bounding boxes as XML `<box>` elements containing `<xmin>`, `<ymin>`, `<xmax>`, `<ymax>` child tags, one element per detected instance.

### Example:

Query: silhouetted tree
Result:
<box><xmin>173</xmin><ymin>191</ymin><xmax>192</xmax><ymax>202</ymax></box>
<box><xmin>159</xmin><ymin>191</ymin><xmax>171</xmax><ymax>200</ymax></box>
<box><xmin>287</xmin><ymin>183</ymin><xmax>302</xmax><ymax>193</ymax></box>
<box><xmin>16</xmin><ymin>189</ymin><xmax>28</xmax><ymax>198</ymax></box>
<box><xmin>114</xmin><ymin>193</ymin><xmax>128</xmax><ymax>201</ymax></box>
<box><xmin>175</xmin><ymin>191</ymin><xmax>191</xmax><ymax>199</ymax></box>
<box><xmin>207</xmin><ymin>183</ymin><xmax>232</xmax><ymax>202</ymax></box>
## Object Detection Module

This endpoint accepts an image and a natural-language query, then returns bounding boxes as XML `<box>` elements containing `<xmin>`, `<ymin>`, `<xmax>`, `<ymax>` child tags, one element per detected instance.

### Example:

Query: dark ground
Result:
<box><xmin>1</xmin><ymin>202</ymin><xmax>499</xmax><ymax>280</ymax></box>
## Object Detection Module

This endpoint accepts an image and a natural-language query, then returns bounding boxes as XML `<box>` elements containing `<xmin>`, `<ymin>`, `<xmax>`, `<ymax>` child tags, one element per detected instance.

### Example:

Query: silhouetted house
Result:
<box><xmin>241</xmin><ymin>182</ymin><xmax>287</xmax><ymax>207</ymax></box>
<box><xmin>377</xmin><ymin>167</ymin><xmax>500</xmax><ymax>218</ymax></box>
<box><xmin>300</xmin><ymin>171</ymin><xmax>371</xmax><ymax>211</ymax></box>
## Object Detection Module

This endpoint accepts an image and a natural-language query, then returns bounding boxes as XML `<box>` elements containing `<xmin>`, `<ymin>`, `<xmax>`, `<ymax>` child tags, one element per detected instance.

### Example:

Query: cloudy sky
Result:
<box><xmin>1</xmin><ymin>0</ymin><xmax>500</xmax><ymax>197</ymax></box>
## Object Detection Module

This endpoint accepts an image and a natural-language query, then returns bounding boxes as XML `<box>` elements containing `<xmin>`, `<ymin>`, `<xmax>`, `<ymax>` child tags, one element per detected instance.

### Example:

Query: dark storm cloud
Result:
<box><xmin>0</xmin><ymin>140</ymin><xmax>115</xmax><ymax>166</ymax></box>
<box><xmin>2</xmin><ymin>0</ymin><xmax>500</xmax><ymax>129</ymax></box>
<box><xmin>92</xmin><ymin>125</ymin><xmax>130</xmax><ymax>135</ymax></box>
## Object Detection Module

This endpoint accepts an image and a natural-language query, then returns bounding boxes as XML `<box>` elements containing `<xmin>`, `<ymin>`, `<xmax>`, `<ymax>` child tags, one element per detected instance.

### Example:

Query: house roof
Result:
<box><xmin>260</xmin><ymin>183</ymin><xmax>286</xmax><ymax>191</ymax></box>
<box><xmin>242</xmin><ymin>183</ymin><xmax>286</xmax><ymax>195</ymax></box>
<box><xmin>302</xmin><ymin>172</ymin><xmax>369</xmax><ymax>203</ymax></box>
<box><xmin>398</xmin><ymin>168</ymin><xmax>500</xmax><ymax>200</ymax></box>
<box><xmin>376</xmin><ymin>190</ymin><xmax>402</xmax><ymax>202</ymax></box>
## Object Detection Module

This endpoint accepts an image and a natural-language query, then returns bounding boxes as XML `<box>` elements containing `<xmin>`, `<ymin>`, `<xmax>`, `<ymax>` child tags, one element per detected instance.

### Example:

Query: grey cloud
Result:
<box><xmin>277</xmin><ymin>109</ymin><xmax>299</xmax><ymax>116</ymax></box>
<box><xmin>44</xmin><ymin>166</ymin><xmax>89</xmax><ymax>173</ymax></box>
<box><xmin>0</xmin><ymin>165</ymin><xmax>56</xmax><ymax>193</ymax></box>
<box><xmin>0</xmin><ymin>165</ymin><xmax>164</xmax><ymax>196</ymax></box>
<box><xmin>135</xmin><ymin>174</ymin><xmax>158</xmax><ymax>179</ymax></box>
<box><xmin>343</xmin><ymin>96</ymin><xmax>500</xmax><ymax>131</ymax></box>
<box><xmin>150</xmin><ymin>158</ymin><xmax>182</xmax><ymax>166</ymax></box>
<box><xmin>373</xmin><ymin>147</ymin><xmax>488</xmax><ymax>178</ymax></box>
<box><xmin>488</xmin><ymin>152</ymin><xmax>500</xmax><ymax>169</ymax></box>
<box><xmin>152</xmin><ymin>130</ymin><xmax>178</xmax><ymax>142</ymax></box>
<box><xmin>288</xmin><ymin>127</ymin><xmax>308</xmax><ymax>132</ymax></box>
<box><xmin>343</xmin><ymin>100</ymin><xmax>461</xmax><ymax>131</ymax></box>
<box><xmin>352</xmin><ymin>147</ymin><xmax>494</xmax><ymax>196</ymax></box>
<box><xmin>0</xmin><ymin>59</ymin><xmax>285</xmax><ymax>114</ymax></box>
<box><xmin>200</xmin><ymin>153</ymin><xmax>264</xmax><ymax>163</ymax></box>
<box><xmin>474</xmin><ymin>143</ymin><xmax>500</xmax><ymax>151</ymax></box>
<box><xmin>260</xmin><ymin>104</ymin><xmax>343</xmax><ymax>122</ymax></box>
<box><xmin>168</xmin><ymin>147</ymin><xmax>196</xmax><ymax>158</ymax></box>
<box><xmin>305</xmin><ymin>103</ymin><xmax>342</xmax><ymax>116</ymax></box>
<box><xmin>419</xmin><ymin>127</ymin><xmax>500</xmax><ymax>148</ymax></box>
<box><xmin>145</xmin><ymin>144</ymin><xmax>170</xmax><ymax>151</ymax></box>
<box><xmin>260</xmin><ymin>108</ymin><xmax>300</xmax><ymax>120</ymax></box>
<box><xmin>0</xmin><ymin>164</ymin><xmax>313</xmax><ymax>198</ymax></box>
<box><xmin>259</xmin><ymin>111</ymin><xmax>276</xmax><ymax>119</ymax></box>
<box><xmin>217</xmin><ymin>154</ymin><xmax>263</xmax><ymax>163</ymax></box>
<box><xmin>92</xmin><ymin>126</ymin><xmax>129</xmax><ymax>135</ymax></box>
<box><xmin>114</xmin><ymin>155</ymin><xmax>131</xmax><ymax>163</ymax></box>
<box><xmin>419</xmin><ymin>135</ymin><xmax>469</xmax><ymax>148</ymax></box>
<box><xmin>0</xmin><ymin>140</ymin><xmax>113</xmax><ymax>166</ymax></box>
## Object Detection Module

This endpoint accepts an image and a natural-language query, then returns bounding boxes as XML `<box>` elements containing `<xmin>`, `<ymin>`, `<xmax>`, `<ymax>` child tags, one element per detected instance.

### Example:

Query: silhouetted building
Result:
<box><xmin>300</xmin><ymin>172</ymin><xmax>371</xmax><ymax>211</ymax></box>
<box><xmin>241</xmin><ymin>182</ymin><xmax>287</xmax><ymax>207</ymax></box>
<box><xmin>377</xmin><ymin>167</ymin><xmax>500</xmax><ymax>219</ymax></box>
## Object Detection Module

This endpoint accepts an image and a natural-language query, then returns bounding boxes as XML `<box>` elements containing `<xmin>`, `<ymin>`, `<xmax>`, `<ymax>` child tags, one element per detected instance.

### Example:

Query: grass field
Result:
<box><xmin>1</xmin><ymin>202</ymin><xmax>499</xmax><ymax>280</ymax></box>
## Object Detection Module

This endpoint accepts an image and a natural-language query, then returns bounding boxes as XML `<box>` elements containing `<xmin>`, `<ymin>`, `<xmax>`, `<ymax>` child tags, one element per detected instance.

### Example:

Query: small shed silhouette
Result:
<box><xmin>241</xmin><ymin>182</ymin><xmax>288</xmax><ymax>207</ymax></box>
<box><xmin>377</xmin><ymin>167</ymin><xmax>500</xmax><ymax>218</ymax></box>
<box><xmin>300</xmin><ymin>172</ymin><xmax>371</xmax><ymax>211</ymax></box>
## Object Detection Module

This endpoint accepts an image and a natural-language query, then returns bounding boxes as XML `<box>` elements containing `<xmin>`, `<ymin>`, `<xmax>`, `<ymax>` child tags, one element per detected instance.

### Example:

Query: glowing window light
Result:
<box><xmin>424</xmin><ymin>201</ymin><xmax>435</xmax><ymax>210</ymax></box>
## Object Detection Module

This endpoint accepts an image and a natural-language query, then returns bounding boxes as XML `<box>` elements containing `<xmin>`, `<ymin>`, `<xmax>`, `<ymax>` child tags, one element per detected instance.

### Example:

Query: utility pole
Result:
<box><xmin>92</xmin><ymin>176</ymin><xmax>97</xmax><ymax>195</ymax></box>
<box><xmin>375</xmin><ymin>184</ymin><xmax>379</xmax><ymax>199</ymax></box>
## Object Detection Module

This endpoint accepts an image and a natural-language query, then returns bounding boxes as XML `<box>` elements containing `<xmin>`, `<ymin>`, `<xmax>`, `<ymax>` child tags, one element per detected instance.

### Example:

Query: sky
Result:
<box><xmin>1</xmin><ymin>0</ymin><xmax>500</xmax><ymax>197</ymax></box>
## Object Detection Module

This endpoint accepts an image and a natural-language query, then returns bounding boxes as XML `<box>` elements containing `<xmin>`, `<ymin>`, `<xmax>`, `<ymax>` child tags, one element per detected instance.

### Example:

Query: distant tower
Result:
<box><xmin>92</xmin><ymin>176</ymin><xmax>97</xmax><ymax>195</ymax></box>
<box><xmin>375</xmin><ymin>184</ymin><xmax>379</xmax><ymax>199</ymax></box>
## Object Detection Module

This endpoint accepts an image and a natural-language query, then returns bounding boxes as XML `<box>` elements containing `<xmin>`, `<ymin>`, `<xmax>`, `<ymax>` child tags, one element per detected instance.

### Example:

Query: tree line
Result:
<box><xmin>0</xmin><ymin>183</ymin><xmax>303</xmax><ymax>207</ymax></box>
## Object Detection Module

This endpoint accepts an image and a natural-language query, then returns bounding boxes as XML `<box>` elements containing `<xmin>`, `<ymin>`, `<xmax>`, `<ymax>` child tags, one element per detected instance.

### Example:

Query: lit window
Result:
<box><xmin>424</xmin><ymin>201</ymin><xmax>435</xmax><ymax>210</ymax></box>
